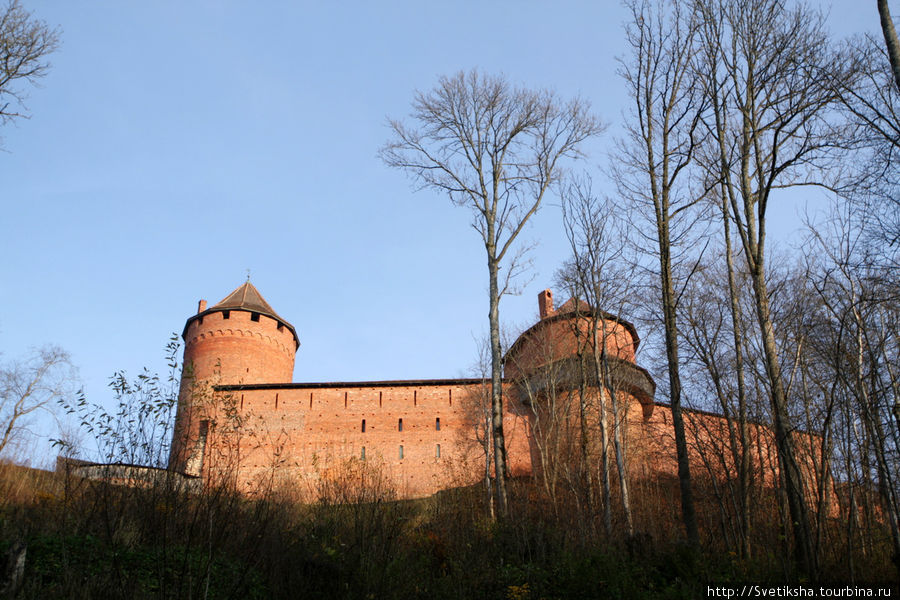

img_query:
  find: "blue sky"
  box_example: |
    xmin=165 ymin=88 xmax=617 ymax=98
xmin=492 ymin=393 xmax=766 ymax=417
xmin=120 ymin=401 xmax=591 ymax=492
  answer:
xmin=0 ymin=1 xmax=883 ymax=463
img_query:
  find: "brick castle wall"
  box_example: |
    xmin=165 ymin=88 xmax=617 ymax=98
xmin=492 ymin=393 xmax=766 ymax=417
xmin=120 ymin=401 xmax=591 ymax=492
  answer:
xmin=204 ymin=381 xmax=532 ymax=498
xmin=169 ymin=285 xmax=827 ymax=505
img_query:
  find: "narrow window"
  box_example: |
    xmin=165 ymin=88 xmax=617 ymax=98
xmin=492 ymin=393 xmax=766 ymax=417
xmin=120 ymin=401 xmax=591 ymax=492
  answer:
xmin=398 ymin=418 xmax=403 ymax=432
xmin=250 ymin=312 xmax=260 ymax=322
xmin=414 ymin=390 xmax=417 ymax=406
xmin=435 ymin=417 xmax=441 ymax=431
xmin=379 ymin=391 xmax=382 ymax=407
xmin=361 ymin=447 xmax=366 ymax=460
xmin=361 ymin=419 xmax=366 ymax=433
xmin=222 ymin=310 xmax=231 ymax=319
xmin=275 ymin=393 xmax=279 ymax=409
xmin=399 ymin=445 xmax=404 ymax=460
xmin=277 ymin=322 xmax=283 ymax=331
xmin=240 ymin=394 xmax=244 ymax=410
xmin=435 ymin=444 xmax=441 ymax=458
xmin=344 ymin=392 xmax=348 ymax=408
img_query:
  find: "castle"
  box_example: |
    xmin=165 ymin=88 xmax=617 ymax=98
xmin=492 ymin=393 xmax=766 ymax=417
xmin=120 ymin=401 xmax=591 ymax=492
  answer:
xmin=167 ymin=281 xmax=795 ymax=499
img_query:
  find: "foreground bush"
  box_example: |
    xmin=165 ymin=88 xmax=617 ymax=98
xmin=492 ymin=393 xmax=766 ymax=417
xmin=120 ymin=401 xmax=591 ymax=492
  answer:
xmin=1 ymin=463 xmax=895 ymax=599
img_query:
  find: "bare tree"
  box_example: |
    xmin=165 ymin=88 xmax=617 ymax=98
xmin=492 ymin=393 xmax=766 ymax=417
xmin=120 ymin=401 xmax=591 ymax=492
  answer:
xmin=835 ymin=34 xmax=900 ymax=253
xmin=559 ymin=177 xmax=639 ymax=537
xmin=0 ymin=345 xmax=73 ymax=458
xmin=694 ymin=0 xmax=855 ymax=577
xmin=692 ymin=1 xmax=766 ymax=556
xmin=806 ymin=206 xmax=900 ymax=577
xmin=615 ymin=0 xmax=705 ymax=547
xmin=381 ymin=70 xmax=602 ymax=517
xmin=462 ymin=335 xmax=496 ymax=519
xmin=680 ymin=256 xmax=759 ymax=558
xmin=0 ymin=0 xmax=59 ymax=136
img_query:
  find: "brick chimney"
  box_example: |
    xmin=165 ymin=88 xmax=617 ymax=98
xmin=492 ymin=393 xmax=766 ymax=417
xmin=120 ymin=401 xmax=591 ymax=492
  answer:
xmin=538 ymin=289 xmax=554 ymax=319
xmin=198 ymin=299 xmax=207 ymax=313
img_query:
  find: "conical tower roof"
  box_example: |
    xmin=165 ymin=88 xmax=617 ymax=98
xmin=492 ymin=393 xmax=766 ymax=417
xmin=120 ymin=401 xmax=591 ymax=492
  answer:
xmin=182 ymin=281 xmax=299 ymax=348
xmin=212 ymin=281 xmax=282 ymax=317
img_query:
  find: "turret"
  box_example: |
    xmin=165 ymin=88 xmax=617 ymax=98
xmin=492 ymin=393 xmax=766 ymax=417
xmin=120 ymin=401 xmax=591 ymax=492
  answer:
xmin=505 ymin=290 xmax=641 ymax=376
xmin=504 ymin=289 xmax=655 ymax=416
xmin=169 ymin=281 xmax=298 ymax=474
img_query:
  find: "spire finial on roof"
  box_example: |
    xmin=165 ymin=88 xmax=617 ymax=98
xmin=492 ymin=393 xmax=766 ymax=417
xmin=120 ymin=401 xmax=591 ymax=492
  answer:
xmin=245 ymin=268 xmax=251 ymax=282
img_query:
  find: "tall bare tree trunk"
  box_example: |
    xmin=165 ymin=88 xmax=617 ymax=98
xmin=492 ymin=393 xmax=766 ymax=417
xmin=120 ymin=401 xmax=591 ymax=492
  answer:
xmin=878 ymin=0 xmax=900 ymax=92
xmin=722 ymin=213 xmax=752 ymax=560
xmin=745 ymin=240 xmax=817 ymax=576
xmin=488 ymin=257 xmax=509 ymax=516
xmin=707 ymin=57 xmax=753 ymax=556
xmin=575 ymin=344 xmax=596 ymax=526
xmin=660 ymin=252 xmax=700 ymax=546
xmin=597 ymin=371 xmax=613 ymax=535
xmin=598 ymin=346 xmax=634 ymax=537
xmin=618 ymin=0 xmax=704 ymax=547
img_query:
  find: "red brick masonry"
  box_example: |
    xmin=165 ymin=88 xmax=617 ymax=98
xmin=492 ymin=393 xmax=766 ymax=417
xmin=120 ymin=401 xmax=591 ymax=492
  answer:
xmin=169 ymin=284 xmax=816 ymax=500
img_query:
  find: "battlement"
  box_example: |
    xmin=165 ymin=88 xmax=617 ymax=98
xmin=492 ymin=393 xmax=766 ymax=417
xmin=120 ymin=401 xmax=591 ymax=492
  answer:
xmin=183 ymin=309 xmax=296 ymax=362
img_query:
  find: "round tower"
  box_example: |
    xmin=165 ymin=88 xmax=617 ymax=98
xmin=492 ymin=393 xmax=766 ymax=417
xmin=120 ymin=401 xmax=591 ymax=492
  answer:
xmin=504 ymin=289 xmax=655 ymax=416
xmin=503 ymin=289 xmax=657 ymax=486
xmin=169 ymin=281 xmax=299 ymax=474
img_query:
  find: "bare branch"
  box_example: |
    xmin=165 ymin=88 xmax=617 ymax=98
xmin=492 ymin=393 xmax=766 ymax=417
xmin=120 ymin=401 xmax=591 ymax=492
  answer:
xmin=0 ymin=0 xmax=59 ymax=135
xmin=381 ymin=70 xmax=603 ymax=517
xmin=0 ymin=345 xmax=74 ymax=457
